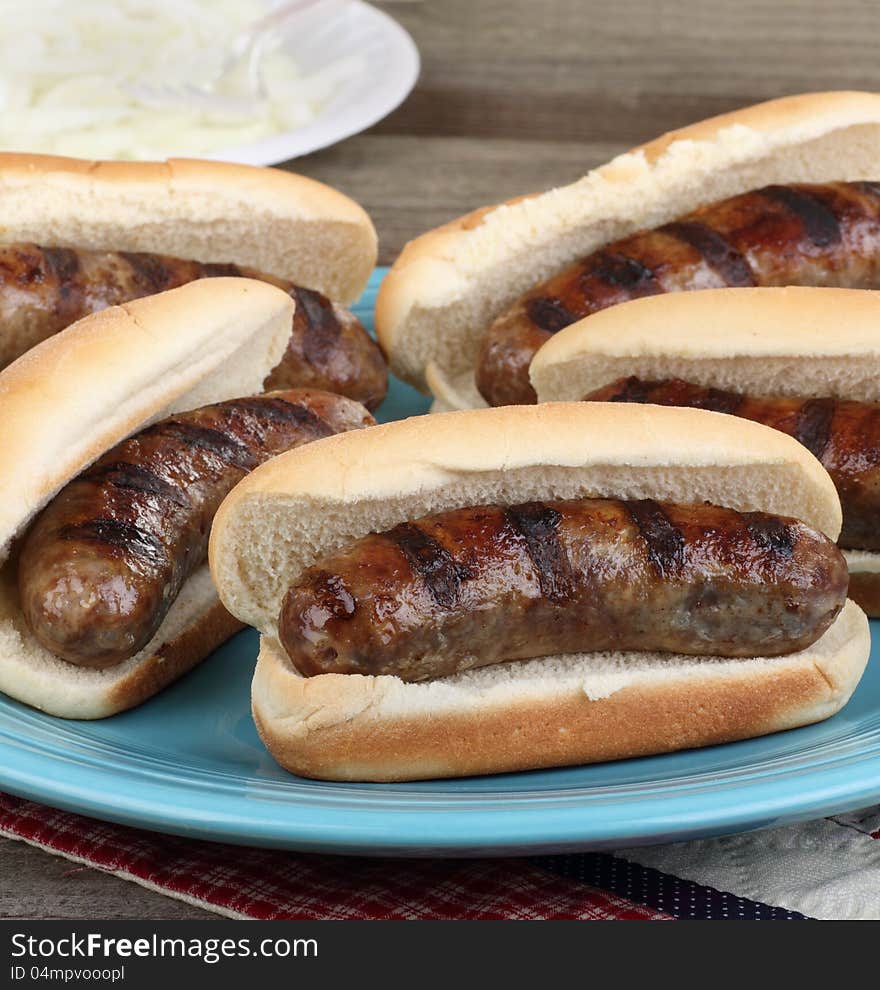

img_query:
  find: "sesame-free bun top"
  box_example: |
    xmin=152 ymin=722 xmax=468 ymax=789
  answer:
xmin=0 ymin=152 xmax=377 ymax=303
xmin=209 ymin=401 xmax=843 ymax=637
xmin=531 ymin=286 xmax=880 ymax=402
xmin=375 ymin=90 xmax=880 ymax=404
xmin=0 ymin=277 xmax=294 ymax=567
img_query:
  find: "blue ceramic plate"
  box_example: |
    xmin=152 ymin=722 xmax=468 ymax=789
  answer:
xmin=1 ymin=270 xmax=879 ymax=856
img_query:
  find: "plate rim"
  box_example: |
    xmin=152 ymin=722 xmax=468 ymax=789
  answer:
xmin=1 ymin=714 xmax=880 ymax=854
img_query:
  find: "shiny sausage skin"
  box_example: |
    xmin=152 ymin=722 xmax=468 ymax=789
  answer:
xmin=264 ymin=286 xmax=387 ymax=411
xmin=586 ymin=377 xmax=880 ymax=551
xmin=476 ymin=181 xmax=880 ymax=405
xmin=0 ymin=243 xmax=388 ymax=410
xmin=278 ymin=498 xmax=847 ymax=682
xmin=18 ymin=389 xmax=374 ymax=668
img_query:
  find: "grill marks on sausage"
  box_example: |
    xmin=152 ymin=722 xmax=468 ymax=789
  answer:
xmin=55 ymin=401 xmax=328 ymax=568
xmin=388 ymin=523 xmax=470 ymax=608
xmin=153 ymin=395 xmax=336 ymax=473
xmin=528 ymin=255 xmax=662 ymax=336
xmin=263 ymin=283 xmax=387 ymax=409
xmin=659 ymin=221 xmax=756 ymax=286
xmin=759 ymin=185 xmax=842 ymax=247
xmin=119 ymin=251 xmax=181 ymax=293
xmin=41 ymin=246 xmax=81 ymax=285
xmin=155 ymin=421 xmax=254 ymax=470
xmin=58 ymin=517 xmax=167 ymax=565
xmin=626 ymin=499 xmax=686 ymax=577
xmin=589 ymin=252 xmax=662 ymax=294
xmin=220 ymin=397 xmax=334 ymax=438
xmin=604 ymin=376 xmax=654 ymax=403
xmin=293 ymin=287 xmax=344 ymax=366
xmin=79 ymin=396 xmax=335 ymax=532
xmin=70 ymin=398 xmax=337 ymax=562
xmin=41 ymin=246 xmax=83 ymax=312
xmin=599 ymin=376 xmax=745 ymax=415
xmin=525 ymin=296 xmax=578 ymax=334
xmin=80 ymin=461 xmax=188 ymax=507
xmin=794 ymin=397 xmax=837 ymax=459
xmin=505 ymin=502 xmax=575 ymax=603
xmin=694 ymin=386 xmax=745 ymax=416
xmin=745 ymin=514 xmax=796 ymax=558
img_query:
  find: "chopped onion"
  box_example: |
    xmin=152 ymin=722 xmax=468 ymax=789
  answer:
xmin=0 ymin=0 xmax=361 ymax=159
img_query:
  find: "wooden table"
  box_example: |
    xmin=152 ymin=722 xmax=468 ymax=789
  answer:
xmin=5 ymin=0 xmax=879 ymax=920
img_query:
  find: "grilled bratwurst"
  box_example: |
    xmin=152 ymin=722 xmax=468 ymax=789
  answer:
xmin=19 ymin=388 xmax=374 ymax=667
xmin=477 ymin=181 xmax=880 ymax=405
xmin=586 ymin=377 xmax=880 ymax=552
xmin=0 ymin=243 xmax=388 ymax=409
xmin=279 ymin=497 xmax=848 ymax=682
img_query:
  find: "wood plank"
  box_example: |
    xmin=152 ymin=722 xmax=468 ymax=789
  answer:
xmin=0 ymin=839 xmax=216 ymax=920
xmin=373 ymin=0 xmax=880 ymax=143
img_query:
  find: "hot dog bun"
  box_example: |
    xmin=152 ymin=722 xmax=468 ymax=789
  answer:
xmin=0 ymin=152 xmax=377 ymax=304
xmin=530 ymin=286 xmax=880 ymax=403
xmin=375 ymin=90 xmax=880 ymax=408
xmin=530 ymin=284 xmax=880 ymax=617
xmin=0 ymin=277 xmax=294 ymax=718
xmin=209 ymin=403 xmax=869 ymax=781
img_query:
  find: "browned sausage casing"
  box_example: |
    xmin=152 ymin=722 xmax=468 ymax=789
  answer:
xmin=477 ymin=181 xmax=880 ymax=406
xmin=0 ymin=243 xmax=388 ymax=409
xmin=585 ymin=377 xmax=880 ymax=551
xmin=278 ymin=498 xmax=847 ymax=682
xmin=18 ymin=389 xmax=375 ymax=668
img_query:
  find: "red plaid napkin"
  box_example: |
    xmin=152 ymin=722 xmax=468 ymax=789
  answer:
xmin=4 ymin=792 xmax=878 ymax=920
xmin=0 ymin=793 xmax=664 ymax=920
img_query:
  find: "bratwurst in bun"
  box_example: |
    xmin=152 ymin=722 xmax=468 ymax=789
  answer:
xmin=0 ymin=153 xmax=386 ymax=408
xmin=0 ymin=278 xmax=373 ymax=719
xmin=375 ymin=91 xmax=880 ymax=411
xmin=209 ymin=403 xmax=869 ymax=781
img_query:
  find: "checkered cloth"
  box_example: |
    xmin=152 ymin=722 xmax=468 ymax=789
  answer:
xmin=2 ymin=793 xmax=878 ymax=919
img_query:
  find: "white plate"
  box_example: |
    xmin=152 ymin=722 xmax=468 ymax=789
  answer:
xmin=206 ymin=1 xmax=419 ymax=165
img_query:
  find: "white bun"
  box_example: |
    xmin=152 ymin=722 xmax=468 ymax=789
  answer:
xmin=531 ymin=286 xmax=880 ymax=403
xmin=208 ymin=402 xmax=866 ymax=780
xmin=0 ymin=278 xmax=294 ymax=717
xmin=375 ymin=90 xmax=880 ymax=405
xmin=252 ymin=601 xmax=867 ymax=781
xmin=0 ymin=152 xmax=377 ymax=303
